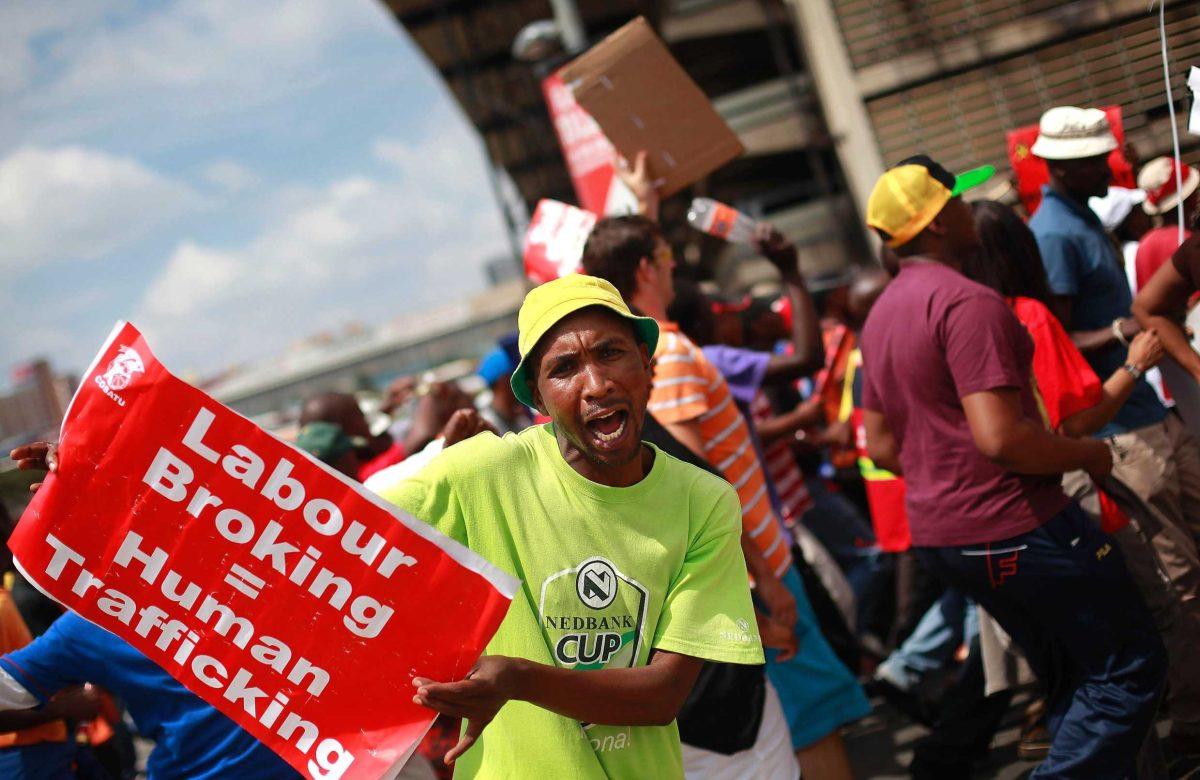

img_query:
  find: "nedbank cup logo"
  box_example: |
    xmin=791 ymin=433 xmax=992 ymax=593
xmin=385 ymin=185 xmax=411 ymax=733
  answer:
xmin=103 ymin=346 xmax=145 ymax=391
xmin=540 ymin=557 xmax=647 ymax=670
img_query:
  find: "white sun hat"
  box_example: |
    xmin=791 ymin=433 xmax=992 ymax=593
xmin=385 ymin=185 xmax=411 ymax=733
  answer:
xmin=1030 ymin=106 xmax=1119 ymax=161
xmin=1137 ymin=156 xmax=1200 ymax=215
xmin=1089 ymin=187 xmax=1147 ymax=231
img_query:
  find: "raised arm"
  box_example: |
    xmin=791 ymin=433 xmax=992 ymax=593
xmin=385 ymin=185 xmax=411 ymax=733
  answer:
xmin=755 ymin=225 xmax=824 ymax=381
xmin=616 ymin=151 xmax=660 ymax=222
xmin=1132 ymin=245 xmax=1200 ymax=382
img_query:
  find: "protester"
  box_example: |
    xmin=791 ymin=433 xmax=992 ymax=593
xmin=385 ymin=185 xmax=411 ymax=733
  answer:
xmin=1089 ymin=186 xmax=1173 ymax=407
xmin=474 ymin=334 xmax=532 ymax=435
xmin=0 ymin=502 xmax=91 ymax=780
xmin=298 ymin=392 xmax=404 ymax=482
xmin=666 ymin=277 xmax=862 ymax=672
xmin=377 ymin=275 xmax=764 ymax=778
xmin=860 ymin=154 xmax=1165 ymax=776
xmin=1135 ymin=156 xmax=1199 ymax=287
xmin=582 ymin=211 xmax=867 ymax=779
xmin=5 ymin=445 xmax=302 ymax=779
xmin=1133 ymin=233 xmax=1200 ymax=385
xmin=1031 ymin=108 xmax=1200 ymax=562
xmin=966 ymin=199 xmax=1200 ymax=760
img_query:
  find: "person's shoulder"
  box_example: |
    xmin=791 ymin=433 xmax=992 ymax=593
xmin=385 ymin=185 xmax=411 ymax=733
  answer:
xmin=44 ymin=611 xmax=108 ymax=649
xmin=428 ymin=427 xmax=536 ymax=476
xmin=655 ymin=449 xmax=740 ymax=520
xmin=1010 ymin=295 xmax=1053 ymax=324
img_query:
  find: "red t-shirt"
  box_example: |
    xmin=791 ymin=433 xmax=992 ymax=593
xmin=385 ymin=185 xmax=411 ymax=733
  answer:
xmin=1136 ymin=225 xmax=1192 ymax=290
xmin=860 ymin=262 xmax=1068 ymax=547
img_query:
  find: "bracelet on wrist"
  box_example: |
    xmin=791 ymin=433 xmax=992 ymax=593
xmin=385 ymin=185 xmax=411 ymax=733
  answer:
xmin=1123 ymin=363 xmax=1144 ymax=380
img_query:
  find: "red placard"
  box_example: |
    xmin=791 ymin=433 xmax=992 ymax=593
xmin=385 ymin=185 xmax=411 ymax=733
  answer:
xmin=542 ymin=71 xmax=633 ymax=215
xmin=10 ymin=322 xmax=517 ymax=780
xmin=523 ymin=199 xmax=598 ymax=284
xmin=1007 ymin=105 xmax=1135 ymax=215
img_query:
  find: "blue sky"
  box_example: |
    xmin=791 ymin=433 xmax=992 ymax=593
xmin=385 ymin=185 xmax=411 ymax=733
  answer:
xmin=1 ymin=0 xmax=510 ymax=385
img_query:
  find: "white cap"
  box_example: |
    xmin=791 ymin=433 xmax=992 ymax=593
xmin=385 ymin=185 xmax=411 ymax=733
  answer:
xmin=1088 ymin=187 xmax=1147 ymax=231
xmin=1136 ymin=156 xmax=1200 ymax=215
xmin=1030 ymin=106 xmax=1119 ymax=161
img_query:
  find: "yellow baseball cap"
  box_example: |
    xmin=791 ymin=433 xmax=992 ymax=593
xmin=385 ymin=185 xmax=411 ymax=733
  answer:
xmin=510 ymin=274 xmax=659 ymax=408
xmin=867 ymin=155 xmax=994 ymax=248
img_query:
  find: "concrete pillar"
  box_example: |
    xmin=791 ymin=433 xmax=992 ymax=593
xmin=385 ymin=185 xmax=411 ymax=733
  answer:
xmin=784 ymin=0 xmax=884 ymax=224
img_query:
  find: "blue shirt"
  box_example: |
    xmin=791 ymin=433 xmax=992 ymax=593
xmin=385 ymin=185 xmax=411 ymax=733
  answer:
xmin=1 ymin=613 xmax=298 ymax=780
xmin=1029 ymin=186 xmax=1166 ymax=436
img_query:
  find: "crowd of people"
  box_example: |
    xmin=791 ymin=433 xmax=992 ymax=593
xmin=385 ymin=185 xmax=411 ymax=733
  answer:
xmin=2 ymin=101 xmax=1200 ymax=780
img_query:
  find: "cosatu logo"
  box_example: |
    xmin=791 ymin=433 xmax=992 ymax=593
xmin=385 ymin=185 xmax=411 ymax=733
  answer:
xmin=95 ymin=346 xmax=145 ymax=406
xmin=539 ymin=557 xmax=647 ymax=670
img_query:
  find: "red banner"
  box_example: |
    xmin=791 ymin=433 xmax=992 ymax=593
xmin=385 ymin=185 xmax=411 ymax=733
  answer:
xmin=1007 ymin=105 xmax=1135 ymax=215
xmin=523 ymin=199 xmax=598 ymax=284
xmin=542 ymin=71 xmax=634 ymax=215
xmin=10 ymin=322 xmax=517 ymax=780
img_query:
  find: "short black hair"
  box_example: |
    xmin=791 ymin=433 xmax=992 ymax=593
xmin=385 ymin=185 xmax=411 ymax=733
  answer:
xmin=964 ymin=200 xmax=1055 ymax=305
xmin=581 ymin=216 xmax=663 ymax=300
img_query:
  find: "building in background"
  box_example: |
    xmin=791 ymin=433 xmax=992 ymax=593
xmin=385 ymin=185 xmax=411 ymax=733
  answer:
xmin=0 ymin=360 xmax=75 ymax=452
xmin=791 ymin=0 xmax=1200 ymax=211
xmin=383 ymin=0 xmax=868 ymax=290
xmin=205 ymin=279 xmax=525 ymax=420
xmin=384 ymin=0 xmax=1200 ymax=288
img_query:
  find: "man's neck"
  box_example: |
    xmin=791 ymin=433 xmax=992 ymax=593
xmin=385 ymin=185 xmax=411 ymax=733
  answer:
xmin=1048 ymin=180 xmax=1089 ymax=211
xmin=899 ymin=253 xmax=960 ymax=272
xmin=630 ymin=288 xmax=668 ymax=322
xmin=560 ymin=438 xmax=654 ymax=488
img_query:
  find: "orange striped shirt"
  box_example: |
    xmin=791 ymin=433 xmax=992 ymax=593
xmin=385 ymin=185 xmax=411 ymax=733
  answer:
xmin=648 ymin=323 xmax=793 ymax=577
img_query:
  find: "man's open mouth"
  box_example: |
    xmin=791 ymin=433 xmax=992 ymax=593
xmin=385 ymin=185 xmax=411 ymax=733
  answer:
xmin=585 ymin=408 xmax=629 ymax=445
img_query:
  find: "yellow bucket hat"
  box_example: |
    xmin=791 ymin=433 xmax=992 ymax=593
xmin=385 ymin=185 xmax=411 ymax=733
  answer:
xmin=510 ymin=274 xmax=659 ymax=408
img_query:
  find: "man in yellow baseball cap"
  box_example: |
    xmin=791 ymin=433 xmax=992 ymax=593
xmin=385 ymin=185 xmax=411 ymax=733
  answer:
xmin=860 ymin=155 xmax=1163 ymax=778
xmin=377 ymin=273 xmax=763 ymax=779
xmin=866 ymin=154 xmax=994 ymax=253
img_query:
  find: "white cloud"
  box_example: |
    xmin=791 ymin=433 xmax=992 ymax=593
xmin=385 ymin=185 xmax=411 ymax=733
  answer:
xmin=30 ymin=0 xmax=385 ymax=109
xmin=134 ymin=121 xmax=508 ymax=372
xmin=0 ymin=145 xmax=200 ymax=269
xmin=201 ymin=160 xmax=259 ymax=193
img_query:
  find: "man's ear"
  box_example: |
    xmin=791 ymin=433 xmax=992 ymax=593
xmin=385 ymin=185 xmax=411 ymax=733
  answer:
xmin=529 ymin=380 xmax=548 ymax=417
xmin=635 ymin=256 xmax=655 ymax=286
xmin=924 ymin=209 xmax=948 ymax=237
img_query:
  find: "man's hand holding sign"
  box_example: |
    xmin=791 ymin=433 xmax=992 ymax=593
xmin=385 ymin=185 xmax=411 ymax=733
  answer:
xmin=6 ymin=322 xmax=516 ymax=780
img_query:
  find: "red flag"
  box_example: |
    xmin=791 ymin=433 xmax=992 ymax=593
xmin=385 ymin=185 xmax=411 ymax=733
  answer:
xmin=10 ymin=322 xmax=516 ymax=780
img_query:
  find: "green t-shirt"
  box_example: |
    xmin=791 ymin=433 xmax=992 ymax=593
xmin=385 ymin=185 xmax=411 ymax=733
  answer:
xmin=380 ymin=424 xmax=763 ymax=779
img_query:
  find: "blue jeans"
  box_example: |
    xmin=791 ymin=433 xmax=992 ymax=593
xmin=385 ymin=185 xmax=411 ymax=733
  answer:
xmin=876 ymin=588 xmax=977 ymax=692
xmin=916 ymin=503 xmax=1165 ymax=779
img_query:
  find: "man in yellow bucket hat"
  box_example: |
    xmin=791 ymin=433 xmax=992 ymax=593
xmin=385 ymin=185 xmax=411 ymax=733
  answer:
xmin=379 ymin=273 xmax=763 ymax=779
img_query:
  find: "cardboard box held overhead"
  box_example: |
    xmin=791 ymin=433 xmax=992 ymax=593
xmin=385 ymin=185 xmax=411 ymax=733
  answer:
xmin=559 ymin=16 xmax=744 ymax=199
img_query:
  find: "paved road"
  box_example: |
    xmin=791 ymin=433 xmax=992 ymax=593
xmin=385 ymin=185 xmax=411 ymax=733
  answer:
xmin=846 ymin=687 xmax=1200 ymax=779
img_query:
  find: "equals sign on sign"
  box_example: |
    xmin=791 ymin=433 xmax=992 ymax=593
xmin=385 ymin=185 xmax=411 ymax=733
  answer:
xmin=224 ymin=564 xmax=266 ymax=600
